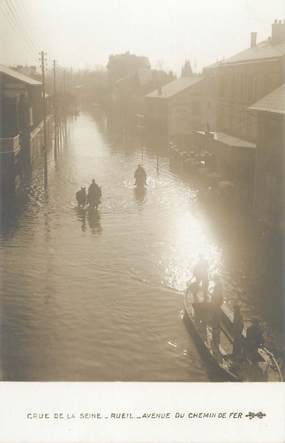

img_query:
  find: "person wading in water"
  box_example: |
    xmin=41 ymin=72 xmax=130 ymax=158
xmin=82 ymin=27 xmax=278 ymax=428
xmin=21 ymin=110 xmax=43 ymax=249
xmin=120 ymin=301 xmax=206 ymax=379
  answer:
xmin=87 ymin=179 xmax=102 ymax=209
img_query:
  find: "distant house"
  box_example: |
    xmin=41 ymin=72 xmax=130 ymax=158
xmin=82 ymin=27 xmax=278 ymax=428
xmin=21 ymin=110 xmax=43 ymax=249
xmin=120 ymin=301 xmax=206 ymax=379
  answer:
xmin=145 ymin=75 xmax=208 ymax=145
xmin=249 ymin=84 xmax=285 ymax=230
xmin=108 ymin=65 xmax=175 ymax=132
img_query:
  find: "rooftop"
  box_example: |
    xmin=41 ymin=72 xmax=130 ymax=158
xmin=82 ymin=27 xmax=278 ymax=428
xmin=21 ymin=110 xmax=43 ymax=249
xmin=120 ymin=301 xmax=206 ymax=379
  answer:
xmin=0 ymin=64 xmax=41 ymax=86
xmin=146 ymin=76 xmax=203 ymax=99
xmin=249 ymin=83 xmax=285 ymax=115
xmin=221 ymin=39 xmax=285 ymax=65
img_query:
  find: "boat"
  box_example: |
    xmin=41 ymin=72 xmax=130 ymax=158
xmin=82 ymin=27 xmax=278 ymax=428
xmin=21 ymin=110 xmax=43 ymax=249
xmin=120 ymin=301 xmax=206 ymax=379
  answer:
xmin=183 ymin=285 xmax=283 ymax=382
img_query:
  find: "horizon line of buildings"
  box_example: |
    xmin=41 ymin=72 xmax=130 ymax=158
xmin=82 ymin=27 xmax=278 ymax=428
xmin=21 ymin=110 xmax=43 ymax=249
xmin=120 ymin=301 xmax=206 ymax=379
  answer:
xmin=144 ymin=19 xmax=285 ymax=232
xmin=1 ymin=21 xmax=284 ymax=231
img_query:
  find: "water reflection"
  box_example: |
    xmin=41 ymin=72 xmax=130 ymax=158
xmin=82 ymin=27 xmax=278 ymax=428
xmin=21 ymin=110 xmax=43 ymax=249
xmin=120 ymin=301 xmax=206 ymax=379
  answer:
xmin=75 ymin=207 xmax=102 ymax=234
xmin=133 ymin=186 xmax=146 ymax=205
xmin=163 ymin=209 xmax=222 ymax=292
xmin=87 ymin=208 xmax=102 ymax=234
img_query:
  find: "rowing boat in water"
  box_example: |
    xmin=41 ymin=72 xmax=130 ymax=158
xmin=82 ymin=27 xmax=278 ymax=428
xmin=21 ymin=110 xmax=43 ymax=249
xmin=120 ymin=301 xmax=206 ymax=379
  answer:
xmin=183 ymin=286 xmax=283 ymax=382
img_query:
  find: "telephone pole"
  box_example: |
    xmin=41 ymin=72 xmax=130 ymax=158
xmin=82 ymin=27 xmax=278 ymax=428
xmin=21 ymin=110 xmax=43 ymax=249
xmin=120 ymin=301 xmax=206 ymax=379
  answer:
xmin=40 ymin=50 xmax=48 ymax=187
xmin=53 ymin=59 xmax=58 ymax=156
xmin=53 ymin=59 xmax=56 ymax=105
xmin=53 ymin=60 xmax=57 ymax=125
xmin=63 ymin=69 xmax=67 ymax=137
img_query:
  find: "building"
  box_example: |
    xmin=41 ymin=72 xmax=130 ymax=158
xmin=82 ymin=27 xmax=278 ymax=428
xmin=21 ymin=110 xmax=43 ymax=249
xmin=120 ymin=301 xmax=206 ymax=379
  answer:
xmin=215 ymin=23 xmax=285 ymax=143
xmin=145 ymin=75 xmax=209 ymax=145
xmin=0 ymin=64 xmax=42 ymax=139
xmin=249 ymin=84 xmax=285 ymax=230
xmin=0 ymin=65 xmax=43 ymax=196
xmin=107 ymin=65 xmax=174 ymax=133
xmin=195 ymin=20 xmax=285 ymax=205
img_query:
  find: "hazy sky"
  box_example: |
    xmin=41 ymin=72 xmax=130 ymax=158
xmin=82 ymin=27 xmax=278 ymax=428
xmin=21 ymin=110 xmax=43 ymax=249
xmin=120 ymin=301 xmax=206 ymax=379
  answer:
xmin=1 ymin=0 xmax=285 ymax=73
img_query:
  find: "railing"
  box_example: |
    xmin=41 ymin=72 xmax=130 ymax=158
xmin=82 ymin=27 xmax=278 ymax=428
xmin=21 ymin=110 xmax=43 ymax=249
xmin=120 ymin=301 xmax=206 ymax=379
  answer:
xmin=0 ymin=135 xmax=21 ymax=155
xmin=30 ymin=115 xmax=53 ymax=141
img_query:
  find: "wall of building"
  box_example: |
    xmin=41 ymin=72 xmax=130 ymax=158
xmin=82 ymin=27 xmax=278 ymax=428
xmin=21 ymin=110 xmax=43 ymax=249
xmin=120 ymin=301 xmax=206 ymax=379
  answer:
xmin=216 ymin=58 xmax=284 ymax=142
xmin=0 ymin=73 xmax=42 ymax=138
xmin=144 ymin=97 xmax=168 ymax=134
xmin=254 ymin=112 xmax=285 ymax=228
xmin=168 ymin=82 xmax=206 ymax=140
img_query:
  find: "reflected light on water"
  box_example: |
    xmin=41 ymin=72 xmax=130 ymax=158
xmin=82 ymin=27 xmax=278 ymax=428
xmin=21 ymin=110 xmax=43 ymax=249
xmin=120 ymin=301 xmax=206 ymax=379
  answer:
xmin=163 ymin=208 xmax=222 ymax=291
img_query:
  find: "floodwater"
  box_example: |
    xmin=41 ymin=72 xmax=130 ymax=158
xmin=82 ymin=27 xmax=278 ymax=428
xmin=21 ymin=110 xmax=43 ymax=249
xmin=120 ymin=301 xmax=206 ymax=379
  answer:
xmin=0 ymin=112 xmax=283 ymax=381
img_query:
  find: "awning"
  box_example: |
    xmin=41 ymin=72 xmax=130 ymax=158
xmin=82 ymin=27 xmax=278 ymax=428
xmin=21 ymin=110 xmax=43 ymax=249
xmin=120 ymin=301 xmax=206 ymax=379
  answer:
xmin=195 ymin=131 xmax=256 ymax=150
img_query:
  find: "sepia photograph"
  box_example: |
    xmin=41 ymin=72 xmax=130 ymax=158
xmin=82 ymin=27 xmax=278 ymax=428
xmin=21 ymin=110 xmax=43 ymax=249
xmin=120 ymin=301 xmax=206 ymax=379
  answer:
xmin=0 ymin=1 xmax=285 ymax=437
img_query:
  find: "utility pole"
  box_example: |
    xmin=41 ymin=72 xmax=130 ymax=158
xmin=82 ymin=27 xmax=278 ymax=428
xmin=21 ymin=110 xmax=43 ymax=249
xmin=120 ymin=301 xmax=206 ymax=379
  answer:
xmin=53 ymin=60 xmax=56 ymax=106
xmin=40 ymin=50 xmax=48 ymax=187
xmin=63 ymin=69 xmax=66 ymax=99
xmin=53 ymin=60 xmax=58 ymax=157
xmin=63 ymin=69 xmax=67 ymax=137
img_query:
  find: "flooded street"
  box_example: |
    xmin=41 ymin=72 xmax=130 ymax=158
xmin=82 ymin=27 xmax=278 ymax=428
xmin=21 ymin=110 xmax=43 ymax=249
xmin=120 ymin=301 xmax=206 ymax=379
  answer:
xmin=0 ymin=112 xmax=283 ymax=381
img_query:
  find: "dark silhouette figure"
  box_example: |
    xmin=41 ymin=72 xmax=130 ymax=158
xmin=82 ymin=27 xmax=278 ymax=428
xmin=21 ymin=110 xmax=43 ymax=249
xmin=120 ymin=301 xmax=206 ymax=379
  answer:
xmin=193 ymin=254 xmax=209 ymax=297
xmin=76 ymin=186 xmax=87 ymax=207
xmin=134 ymin=164 xmax=147 ymax=188
xmin=211 ymin=275 xmax=224 ymax=350
xmin=232 ymin=304 xmax=244 ymax=359
xmin=211 ymin=275 xmax=224 ymax=307
xmin=246 ymin=319 xmax=264 ymax=361
xmin=87 ymin=179 xmax=102 ymax=209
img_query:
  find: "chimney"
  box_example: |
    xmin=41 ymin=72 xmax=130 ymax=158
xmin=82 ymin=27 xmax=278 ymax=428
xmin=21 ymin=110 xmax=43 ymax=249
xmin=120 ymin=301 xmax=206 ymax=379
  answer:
xmin=272 ymin=19 xmax=285 ymax=45
xmin=250 ymin=32 xmax=257 ymax=48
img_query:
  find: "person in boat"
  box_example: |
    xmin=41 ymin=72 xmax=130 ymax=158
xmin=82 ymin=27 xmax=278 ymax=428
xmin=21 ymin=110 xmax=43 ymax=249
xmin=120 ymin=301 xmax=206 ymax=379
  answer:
xmin=232 ymin=304 xmax=244 ymax=359
xmin=193 ymin=254 xmax=209 ymax=298
xmin=210 ymin=275 xmax=224 ymax=350
xmin=87 ymin=179 xmax=102 ymax=208
xmin=188 ymin=280 xmax=200 ymax=302
xmin=134 ymin=164 xmax=147 ymax=187
xmin=245 ymin=319 xmax=264 ymax=360
xmin=211 ymin=275 xmax=224 ymax=307
xmin=76 ymin=186 xmax=86 ymax=207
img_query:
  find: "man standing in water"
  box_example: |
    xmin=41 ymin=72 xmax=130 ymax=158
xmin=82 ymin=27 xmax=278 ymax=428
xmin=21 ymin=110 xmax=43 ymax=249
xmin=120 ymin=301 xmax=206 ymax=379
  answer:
xmin=87 ymin=179 xmax=102 ymax=208
xmin=134 ymin=164 xmax=147 ymax=187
